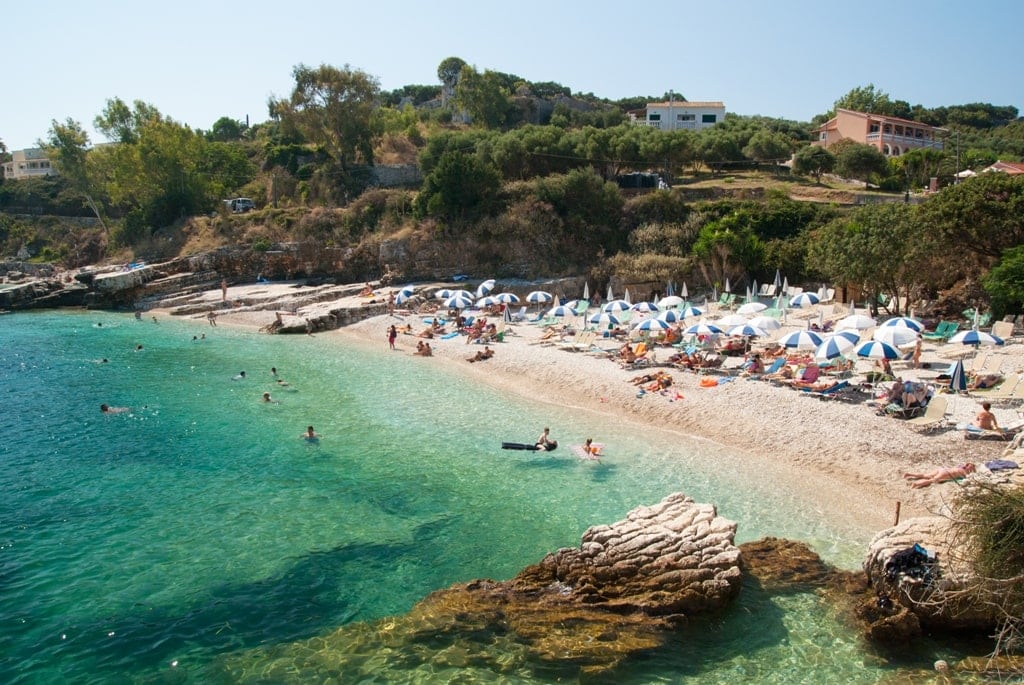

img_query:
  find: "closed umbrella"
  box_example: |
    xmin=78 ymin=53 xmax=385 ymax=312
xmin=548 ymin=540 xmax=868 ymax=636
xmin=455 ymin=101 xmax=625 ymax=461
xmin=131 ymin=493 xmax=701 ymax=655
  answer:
xmin=681 ymin=282 xmax=689 ymax=300
xmin=724 ymin=277 xmax=731 ymax=293
xmin=773 ymin=270 xmax=782 ymax=290
xmin=781 ymin=276 xmax=789 ymax=295
xmin=836 ymin=314 xmax=877 ymax=331
xmin=583 ymin=282 xmax=590 ymax=300
xmin=624 ymin=288 xmax=632 ymax=304
xmin=853 ymin=340 xmax=899 ymax=360
xmin=606 ymin=283 xmax=615 ymax=302
xmin=778 ymin=330 xmax=824 ymax=350
xmin=948 ymin=359 xmax=967 ymax=393
xmin=882 ymin=317 xmax=924 ymax=332
xmin=789 ymin=292 xmax=820 ymax=308
xmin=658 ymin=295 xmax=684 ymax=309
xmin=526 ymin=290 xmax=553 ymax=305
xmin=737 ymin=302 xmax=767 ymax=316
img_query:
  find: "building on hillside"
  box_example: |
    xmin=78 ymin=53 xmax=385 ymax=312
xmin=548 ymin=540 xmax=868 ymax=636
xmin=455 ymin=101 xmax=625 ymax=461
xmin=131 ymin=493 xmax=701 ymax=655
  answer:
xmin=811 ymin=108 xmax=944 ymax=157
xmin=983 ymin=160 xmax=1024 ymax=175
xmin=2 ymin=148 xmax=56 ymax=180
xmin=631 ymin=100 xmax=725 ymax=131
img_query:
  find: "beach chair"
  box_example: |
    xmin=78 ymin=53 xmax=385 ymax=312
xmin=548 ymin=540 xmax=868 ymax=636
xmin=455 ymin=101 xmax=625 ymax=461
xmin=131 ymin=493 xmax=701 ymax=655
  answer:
xmin=905 ymin=396 xmax=949 ymax=433
xmin=745 ymin=356 xmax=785 ymax=380
xmin=922 ymin=321 xmax=957 ymax=342
xmin=510 ymin=306 xmax=528 ymax=322
xmin=557 ymin=330 xmax=596 ymax=352
xmin=972 ymin=372 xmax=1021 ymax=400
xmin=991 ymin=320 xmax=1014 ymax=343
xmin=800 ymin=380 xmax=851 ymax=400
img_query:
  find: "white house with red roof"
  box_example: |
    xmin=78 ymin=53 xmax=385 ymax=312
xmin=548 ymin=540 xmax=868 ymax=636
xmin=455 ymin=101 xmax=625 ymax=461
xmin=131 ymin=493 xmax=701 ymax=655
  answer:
xmin=983 ymin=160 xmax=1024 ymax=175
xmin=632 ymin=100 xmax=726 ymax=132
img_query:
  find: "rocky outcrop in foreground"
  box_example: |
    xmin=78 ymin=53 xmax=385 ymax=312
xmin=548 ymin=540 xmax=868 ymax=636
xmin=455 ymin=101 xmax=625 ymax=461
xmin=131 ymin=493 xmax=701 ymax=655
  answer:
xmin=221 ymin=493 xmax=745 ymax=679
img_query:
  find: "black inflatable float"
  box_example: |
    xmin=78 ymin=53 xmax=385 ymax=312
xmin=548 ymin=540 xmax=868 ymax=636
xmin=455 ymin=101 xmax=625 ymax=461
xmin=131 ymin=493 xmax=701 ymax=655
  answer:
xmin=501 ymin=441 xmax=558 ymax=452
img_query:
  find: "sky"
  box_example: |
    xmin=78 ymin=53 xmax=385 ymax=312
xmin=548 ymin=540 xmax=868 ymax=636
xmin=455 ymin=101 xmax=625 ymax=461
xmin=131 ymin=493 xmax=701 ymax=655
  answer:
xmin=4 ymin=0 xmax=1022 ymax=151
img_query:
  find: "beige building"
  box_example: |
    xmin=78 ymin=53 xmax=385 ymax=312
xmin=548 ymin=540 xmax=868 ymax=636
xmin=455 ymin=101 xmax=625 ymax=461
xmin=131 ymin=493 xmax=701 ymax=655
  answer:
xmin=2 ymin=148 xmax=56 ymax=180
xmin=811 ymin=108 xmax=944 ymax=156
xmin=632 ymin=100 xmax=726 ymax=132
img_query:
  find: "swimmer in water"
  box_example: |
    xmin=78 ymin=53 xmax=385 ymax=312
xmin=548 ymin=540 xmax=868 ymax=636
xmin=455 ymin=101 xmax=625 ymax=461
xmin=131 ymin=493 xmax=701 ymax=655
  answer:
xmin=261 ymin=392 xmax=279 ymax=403
xmin=100 ymin=403 xmax=129 ymax=414
xmin=232 ymin=371 xmax=246 ymax=380
xmin=301 ymin=426 xmax=319 ymax=442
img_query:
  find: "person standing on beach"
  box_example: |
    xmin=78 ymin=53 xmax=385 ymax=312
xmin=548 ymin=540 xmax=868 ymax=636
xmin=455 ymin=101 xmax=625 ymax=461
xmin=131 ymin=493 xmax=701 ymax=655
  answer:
xmin=221 ymin=277 xmax=228 ymax=302
xmin=912 ymin=335 xmax=922 ymax=369
xmin=387 ymin=291 xmax=396 ymax=316
xmin=388 ymin=325 xmax=397 ymax=350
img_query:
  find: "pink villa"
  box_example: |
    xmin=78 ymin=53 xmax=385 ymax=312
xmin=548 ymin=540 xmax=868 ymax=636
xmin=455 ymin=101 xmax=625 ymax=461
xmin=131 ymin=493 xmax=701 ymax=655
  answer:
xmin=811 ymin=108 xmax=945 ymax=157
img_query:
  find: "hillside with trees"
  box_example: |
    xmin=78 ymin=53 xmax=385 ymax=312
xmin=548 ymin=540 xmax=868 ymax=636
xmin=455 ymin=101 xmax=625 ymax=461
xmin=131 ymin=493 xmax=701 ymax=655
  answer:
xmin=1 ymin=65 xmax=1023 ymax=317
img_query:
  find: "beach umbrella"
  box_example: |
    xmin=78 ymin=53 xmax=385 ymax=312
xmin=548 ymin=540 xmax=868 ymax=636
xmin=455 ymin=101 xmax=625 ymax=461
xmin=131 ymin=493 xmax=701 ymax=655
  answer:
xmin=476 ymin=295 xmax=500 ymax=308
xmin=680 ymin=305 xmax=704 ymax=319
xmin=394 ymin=285 xmax=416 ymax=305
xmin=589 ymin=312 xmax=621 ymax=327
xmin=853 ymin=340 xmax=899 ymax=360
xmin=606 ymin=283 xmax=615 ymax=302
xmin=789 ymin=292 xmax=820 ymax=308
xmin=657 ymin=309 xmax=686 ymax=324
xmin=684 ymin=322 xmax=724 ymax=336
xmin=603 ymin=299 xmax=632 ymax=313
xmin=633 ymin=318 xmax=672 ymax=332
xmin=848 ymin=300 xmax=856 ymax=315
xmin=815 ymin=333 xmax=858 ymax=360
xmin=624 ymin=288 xmax=632 ymax=304
xmin=778 ymin=330 xmax=824 ymax=350
xmin=665 ymin=280 xmax=674 ymax=297
xmin=434 ymin=288 xmax=453 ymax=299
xmin=526 ymin=290 xmax=553 ymax=305
xmin=444 ymin=293 xmax=474 ymax=309
xmin=873 ymin=326 xmax=918 ymax=348
xmin=724 ymin=277 xmax=731 ymax=293
xmin=948 ymin=359 xmax=967 ymax=393
xmin=448 ymin=289 xmax=474 ymax=301
xmin=546 ymin=305 xmax=576 ymax=319
xmin=836 ymin=314 xmax=877 ymax=331
xmin=752 ymin=280 xmax=759 ymax=297
xmin=493 ymin=292 xmax=520 ymax=304
xmin=781 ymin=276 xmax=789 ymax=295
xmin=475 ymin=279 xmax=496 ymax=297
xmin=882 ymin=316 xmax=925 ymax=332
xmin=631 ymin=301 xmax=659 ymax=313
xmin=737 ymin=302 xmax=767 ymax=316
xmin=947 ymin=330 xmax=1004 ymax=347
xmin=748 ymin=315 xmax=782 ymax=332
xmin=716 ymin=313 xmax=749 ymax=327
xmin=773 ymin=269 xmax=782 ymax=290
xmin=563 ymin=299 xmax=583 ymax=312
xmin=582 ymin=282 xmax=590 ymax=301
xmin=728 ymin=324 xmax=768 ymax=338
xmin=658 ymin=295 xmax=684 ymax=309
xmin=681 ymin=282 xmax=689 ymax=300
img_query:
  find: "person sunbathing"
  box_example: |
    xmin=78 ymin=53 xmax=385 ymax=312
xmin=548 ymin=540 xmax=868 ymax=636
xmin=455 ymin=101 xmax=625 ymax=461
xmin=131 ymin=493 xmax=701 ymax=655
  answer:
xmin=903 ymin=463 xmax=975 ymax=488
xmin=764 ymin=364 xmax=794 ymax=382
xmin=359 ymin=283 xmax=375 ymax=296
xmin=967 ymin=373 xmax=1003 ymax=390
xmin=417 ymin=328 xmax=435 ymax=338
xmin=467 ymin=346 xmax=494 ymax=363
xmin=629 ymin=371 xmax=661 ymax=385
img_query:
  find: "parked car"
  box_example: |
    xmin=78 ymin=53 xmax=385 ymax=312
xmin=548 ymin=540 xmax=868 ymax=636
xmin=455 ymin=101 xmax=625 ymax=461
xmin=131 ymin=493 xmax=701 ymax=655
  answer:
xmin=225 ymin=198 xmax=256 ymax=213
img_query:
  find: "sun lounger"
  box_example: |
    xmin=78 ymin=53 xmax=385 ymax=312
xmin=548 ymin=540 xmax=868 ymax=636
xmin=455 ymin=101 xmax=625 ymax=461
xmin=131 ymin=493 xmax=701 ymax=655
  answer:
xmin=800 ymin=380 xmax=851 ymax=399
xmin=904 ymin=396 xmax=948 ymax=432
xmin=970 ymin=373 xmax=1021 ymax=400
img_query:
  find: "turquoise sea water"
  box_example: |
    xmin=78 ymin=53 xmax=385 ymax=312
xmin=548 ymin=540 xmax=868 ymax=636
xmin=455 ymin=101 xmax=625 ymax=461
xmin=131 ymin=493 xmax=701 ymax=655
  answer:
xmin=0 ymin=311 xmax=976 ymax=683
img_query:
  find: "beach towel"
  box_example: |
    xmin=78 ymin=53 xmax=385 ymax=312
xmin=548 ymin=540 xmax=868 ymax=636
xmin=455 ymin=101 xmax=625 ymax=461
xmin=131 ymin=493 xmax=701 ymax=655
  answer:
xmin=985 ymin=459 xmax=1019 ymax=471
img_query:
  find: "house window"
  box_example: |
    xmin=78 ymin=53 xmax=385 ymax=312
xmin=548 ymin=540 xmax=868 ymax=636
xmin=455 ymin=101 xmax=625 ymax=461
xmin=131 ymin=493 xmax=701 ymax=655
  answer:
xmin=869 ymin=124 xmax=880 ymax=133
xmin=678 ymin=113 xmax=694 ymax=121
xmin=701 ymin=114 xmax=717 ymax=123
xmin=648 ymin=113 xmax=661 ymax=122
xmin=819 ymin=132 xmax=827 ymax=141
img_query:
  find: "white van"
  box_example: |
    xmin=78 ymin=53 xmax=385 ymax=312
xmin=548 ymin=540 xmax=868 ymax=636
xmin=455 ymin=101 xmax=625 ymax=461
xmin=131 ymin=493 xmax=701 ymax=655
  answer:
xmin=225 ymin=198 xmax=256 ymax=213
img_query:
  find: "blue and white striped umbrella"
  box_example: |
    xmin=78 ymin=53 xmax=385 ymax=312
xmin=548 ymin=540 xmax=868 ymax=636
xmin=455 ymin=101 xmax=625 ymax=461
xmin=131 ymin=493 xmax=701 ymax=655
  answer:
xmin=589 ymin=312 xmax=621 ymax=326
xmin=815 ymin=333 xmax=858 ymax=360
xmin=476 ymin=295 xmax=500 ymax=308
xmin=949 ymin=359 xmax=967 ymax=392
xmin=394 ymin=285 xmax=416 ymax=305
xmin=853 ymin=340 xmax=899 ymax=360
xmin=680 ymin=306 xmax=704 ymax=319
xmin=631 ymin=301 xmax=660 ymax=313
xmin=493 ymin=292 xmax=520 ymax=304
xmin=602 ymin=299 xmax=632 ymax=313
xmin=657 ymin=295 xmax=684 ymax=309
xmin=882 ymin=316 xmax=924 ymax=332
xmin=475 ymin=279 xmax=496 ymax=297
xmin=789 ymin=292 xmax=820 ymax=308
xmin=778 ymin=330 xmax=824 ymax=350
xmin=656 ymin=309 xmax=686 ymax=323
xmin=443 ymin=294 xmax=474 ymax=309
xmin=434 ymin=288 xmax=453 ymax=299
xmin=684 ymin=322 xmax=724 ymax=336
xmin=546 ymin=305 xmax=577 ymax=318
xmin=526 ymin=290 xmax=553 ymax=304
xmin=728 ymin=324 xmax=768 ymax=338
xmin=947 ymin=330 xmax=1004 ymax=346
xmin=633 ymin=318 xmax=672 ymax=332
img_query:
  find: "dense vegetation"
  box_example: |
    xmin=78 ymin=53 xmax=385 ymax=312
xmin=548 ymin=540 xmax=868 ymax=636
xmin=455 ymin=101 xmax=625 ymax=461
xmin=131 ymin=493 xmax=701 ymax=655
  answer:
xmin=1 ymin=67 xmax=1023 ymax=316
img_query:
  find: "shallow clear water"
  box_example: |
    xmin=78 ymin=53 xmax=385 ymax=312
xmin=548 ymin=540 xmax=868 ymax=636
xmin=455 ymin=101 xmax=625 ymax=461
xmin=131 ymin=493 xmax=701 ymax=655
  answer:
xmin=0 ymin=311 xmax=975 ymax=683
